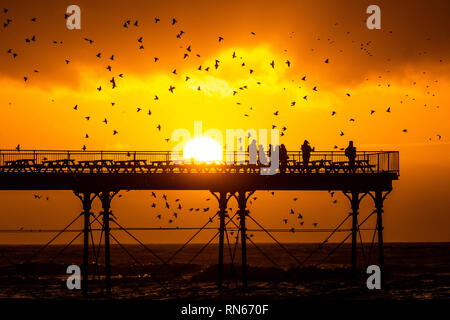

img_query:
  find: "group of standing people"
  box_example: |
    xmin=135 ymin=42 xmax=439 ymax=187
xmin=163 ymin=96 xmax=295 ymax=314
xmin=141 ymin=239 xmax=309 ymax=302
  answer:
xmin=300 ymin=140 xmax=357 ymax=167
xmin=247 ymin=140 xmax=357 ymax=172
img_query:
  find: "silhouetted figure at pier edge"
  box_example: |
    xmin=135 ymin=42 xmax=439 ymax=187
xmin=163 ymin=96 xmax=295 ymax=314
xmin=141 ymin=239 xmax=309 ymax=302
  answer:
xmin=345 ymin=141 xmax=357 ymax=169
xmin=248 ymin=139 xmax=257 ymax=164
xmin=258 ymin=144 xmax=269 ymax=165
xmin=279 ymin=144 xmax=289 ymax=173
xmin=301 ymin=140 xmax=314 ymax=167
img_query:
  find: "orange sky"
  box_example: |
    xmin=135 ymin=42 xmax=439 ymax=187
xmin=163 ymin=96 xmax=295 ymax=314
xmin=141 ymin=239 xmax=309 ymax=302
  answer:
xmin=0 ymin=0 xmax=449 ymax=244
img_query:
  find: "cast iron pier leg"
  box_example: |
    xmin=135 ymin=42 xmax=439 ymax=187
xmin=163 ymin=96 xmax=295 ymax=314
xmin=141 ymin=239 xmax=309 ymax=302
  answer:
xmin=350 ymin=190 xmax=360 ymax=279
xmin=217 ymin=192 xmax=228 ymax=289
xmin=74 ymin=191 xmax=95 ymax=296
xmin=375 ymin=190 xmax=384 ymax=285
xmin=99 ymin=191 xmax=117 ymax=295
xmin=237 ymin=191 xmax=248 ymax=289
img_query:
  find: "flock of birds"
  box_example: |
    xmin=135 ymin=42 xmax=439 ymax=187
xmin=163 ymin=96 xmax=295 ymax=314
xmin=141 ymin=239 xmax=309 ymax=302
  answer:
xmin=2 ymin=6 xmax=445 ymax=234
xmin=2 ymin=7 xmax=443 ymax=149
xmin=30 ymin=189 xmax=339 ymax=235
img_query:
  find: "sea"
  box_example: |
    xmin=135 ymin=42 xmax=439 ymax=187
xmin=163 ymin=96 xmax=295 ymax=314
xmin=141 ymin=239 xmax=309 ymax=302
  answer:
xmin=0 ymin=243 xmax=449 ymax=300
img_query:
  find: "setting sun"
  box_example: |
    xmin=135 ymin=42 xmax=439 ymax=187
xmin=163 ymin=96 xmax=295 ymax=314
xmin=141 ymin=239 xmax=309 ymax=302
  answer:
xmin=183 ymin=137 xmax=223 ymax=162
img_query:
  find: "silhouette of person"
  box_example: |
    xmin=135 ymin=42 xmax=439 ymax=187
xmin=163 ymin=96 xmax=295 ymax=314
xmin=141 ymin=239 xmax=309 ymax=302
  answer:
xmin=248 ymin=139 xmax=257 ymax=164
xmin=259 ymin=144 xmax=269 ymax=165
xmin=279 ymin=144 xmax=289 ymax=173
xmin=301 ymin=140 xmax=314 ymax=167
xmin=345 ymin=141 xmax=357 ymax=169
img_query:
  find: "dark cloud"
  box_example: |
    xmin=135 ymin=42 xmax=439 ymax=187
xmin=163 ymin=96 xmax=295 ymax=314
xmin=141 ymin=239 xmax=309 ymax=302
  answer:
xmin=0 ymin=0 xmax=448 ymax=88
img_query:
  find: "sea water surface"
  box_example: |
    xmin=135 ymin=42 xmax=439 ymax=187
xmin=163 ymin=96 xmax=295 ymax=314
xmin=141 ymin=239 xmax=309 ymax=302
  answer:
xmin=0 ymin=243 xmax=448 ymax=300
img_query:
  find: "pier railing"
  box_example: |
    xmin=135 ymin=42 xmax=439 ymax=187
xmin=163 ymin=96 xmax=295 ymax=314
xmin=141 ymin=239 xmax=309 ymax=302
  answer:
xmin=0 ymin=150 xmax=399 ymax=175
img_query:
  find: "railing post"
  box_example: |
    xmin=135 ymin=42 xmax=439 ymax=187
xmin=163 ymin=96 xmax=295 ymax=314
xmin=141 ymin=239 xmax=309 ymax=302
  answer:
xmin=388 ymin=152 xmax=390 ymax=172
xmin=377 ymin=153 xmax=380 ymax=173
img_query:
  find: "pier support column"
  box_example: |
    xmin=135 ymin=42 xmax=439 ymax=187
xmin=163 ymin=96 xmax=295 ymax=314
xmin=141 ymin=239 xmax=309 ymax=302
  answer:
xmin=99 ymin=190 xmax=118 ymax=295
xmin=374 ymin=190 xmax=385 ymax=285
xmin=74 ymin=191 xmax=96 ymax=296
xmin=237 ymin=191 xmax=249 ymax=289
xmin=217 ymin=192 xmax=229 ymax=289
xmin=350 ymin=190 xmax=360 ymax=279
